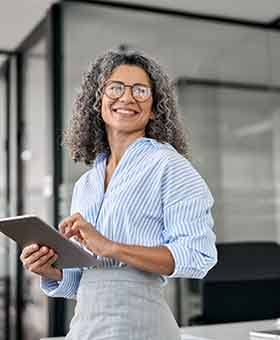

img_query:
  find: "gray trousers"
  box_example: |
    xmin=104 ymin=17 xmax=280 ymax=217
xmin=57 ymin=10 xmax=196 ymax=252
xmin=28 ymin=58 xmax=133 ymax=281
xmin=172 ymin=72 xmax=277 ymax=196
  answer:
xmin=66 ymin=266 xmax=181 ymax=340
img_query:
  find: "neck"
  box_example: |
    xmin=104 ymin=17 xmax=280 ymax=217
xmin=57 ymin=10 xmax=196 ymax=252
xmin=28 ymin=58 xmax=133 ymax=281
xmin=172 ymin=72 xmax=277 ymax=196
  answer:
xmin=106 ymin=130 xmax=145 ymax=167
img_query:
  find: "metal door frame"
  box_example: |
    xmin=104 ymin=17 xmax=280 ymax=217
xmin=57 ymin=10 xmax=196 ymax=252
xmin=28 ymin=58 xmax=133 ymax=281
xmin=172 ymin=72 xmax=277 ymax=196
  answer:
xmin=0 ymin=55 xmax=11 ymax=340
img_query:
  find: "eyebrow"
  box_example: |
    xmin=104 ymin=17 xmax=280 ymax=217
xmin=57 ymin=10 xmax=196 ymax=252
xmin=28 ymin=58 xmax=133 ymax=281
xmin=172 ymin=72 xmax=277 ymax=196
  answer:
xmin=109 ymin=80 xmax=151 ymax=87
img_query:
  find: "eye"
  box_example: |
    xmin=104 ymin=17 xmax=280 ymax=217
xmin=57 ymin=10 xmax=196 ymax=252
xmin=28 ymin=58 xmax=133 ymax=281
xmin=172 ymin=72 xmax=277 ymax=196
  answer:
xmin=106 ymin=82 xmax=124 ymax=97
xmin=110 ymin=83 xmax=122 ymax=91
xmin=133 ymin=85 xmax=149 ymax=97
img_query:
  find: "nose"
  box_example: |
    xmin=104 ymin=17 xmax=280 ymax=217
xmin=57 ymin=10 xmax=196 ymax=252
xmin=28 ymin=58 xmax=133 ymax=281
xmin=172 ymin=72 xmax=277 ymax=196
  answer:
xmin=119 ymin=86 xmax=136 ymax=103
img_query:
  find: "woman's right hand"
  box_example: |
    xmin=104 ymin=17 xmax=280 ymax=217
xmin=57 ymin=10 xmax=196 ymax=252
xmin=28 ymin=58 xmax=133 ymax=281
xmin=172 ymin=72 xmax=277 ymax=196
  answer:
xmin=20 ymin=244 xmax=62 ymax=281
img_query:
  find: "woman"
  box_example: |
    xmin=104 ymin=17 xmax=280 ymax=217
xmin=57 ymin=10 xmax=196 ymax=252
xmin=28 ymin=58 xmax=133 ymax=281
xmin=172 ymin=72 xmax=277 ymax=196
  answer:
xmin=20 ymin=49 xmax=217 ymax=340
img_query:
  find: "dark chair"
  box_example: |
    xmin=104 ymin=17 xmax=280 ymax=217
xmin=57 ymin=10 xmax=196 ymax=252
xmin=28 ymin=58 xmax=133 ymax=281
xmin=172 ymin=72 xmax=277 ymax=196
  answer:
xmin=188 ymin=242 xmax=280 ymax=325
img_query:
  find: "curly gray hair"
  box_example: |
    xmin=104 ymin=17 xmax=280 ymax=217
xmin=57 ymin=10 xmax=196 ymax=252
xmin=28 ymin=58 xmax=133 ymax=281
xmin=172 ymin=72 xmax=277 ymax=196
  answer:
xmin=63 ymin=49 xmax=190 ymax=165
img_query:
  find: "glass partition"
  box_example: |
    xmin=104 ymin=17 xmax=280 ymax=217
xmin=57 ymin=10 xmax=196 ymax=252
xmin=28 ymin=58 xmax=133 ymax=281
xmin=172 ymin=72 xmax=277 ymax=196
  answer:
xmin=20 ymin=37 xmax=50 ymax=340
xmin=0 ymin=65 xmax=7 ymax=218
xmin=177 ymin=85 xmax=278 ymax=243
xmin=270 ymin=32 xmax=280 ymax=242
xmin=0 ymin=61 xmax=9 ymax=340
xmin=8 ymin=56 xmax=20 ymax=340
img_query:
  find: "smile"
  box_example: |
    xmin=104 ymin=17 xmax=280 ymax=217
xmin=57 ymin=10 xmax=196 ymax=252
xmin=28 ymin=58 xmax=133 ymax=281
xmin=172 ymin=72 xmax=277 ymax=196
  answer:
xmin=112 ymin=108 xmax=139 ymax=116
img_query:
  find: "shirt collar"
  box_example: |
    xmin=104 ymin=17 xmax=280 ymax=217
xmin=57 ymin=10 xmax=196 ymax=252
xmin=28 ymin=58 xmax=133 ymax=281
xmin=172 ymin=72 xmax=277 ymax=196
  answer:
xmin=95 ymin=137 xmax=156 ymax=165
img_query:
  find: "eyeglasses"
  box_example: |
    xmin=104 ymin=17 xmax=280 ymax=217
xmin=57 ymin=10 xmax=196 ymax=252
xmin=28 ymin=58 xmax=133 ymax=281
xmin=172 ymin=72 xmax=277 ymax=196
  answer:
xmin=103 ymin=81 xmax=152 ymax=102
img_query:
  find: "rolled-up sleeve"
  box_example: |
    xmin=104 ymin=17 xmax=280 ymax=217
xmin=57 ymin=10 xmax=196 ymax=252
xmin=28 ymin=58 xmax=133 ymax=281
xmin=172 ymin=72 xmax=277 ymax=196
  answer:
xmin=161 ymin=153 xmax=217 ymax=279
xmin=40 ymin=268 xmax=82 ymax=299
xmin=163 ymin=195 xmax=217 ymax=278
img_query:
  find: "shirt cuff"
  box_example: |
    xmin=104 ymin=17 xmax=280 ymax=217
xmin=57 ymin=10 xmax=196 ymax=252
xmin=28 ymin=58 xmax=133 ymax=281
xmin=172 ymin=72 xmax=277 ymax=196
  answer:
xmin=163 ymin=243 xmax=213 ymax=279
xmin=40 ymin=268 xmax=82 ymax=299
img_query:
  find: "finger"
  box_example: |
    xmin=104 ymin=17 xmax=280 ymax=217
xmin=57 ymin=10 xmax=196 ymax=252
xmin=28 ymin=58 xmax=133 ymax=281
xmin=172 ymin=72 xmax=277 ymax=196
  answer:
xmin=20 ymin=244 xmax=39 ymax=261
xmin=62 ymin=226 xmax=72 ymax=236
xmin=58 ymin=220 xmax=73 ymax=234
xmin=66 ymin=212 xmax=82 ymax=224
xmin=47 ymin=253 xmax=58 ymax=266
xmin=58 ymin=214 xmax=81 ymax=234
xmin=29 ymin=250 xmax=57 ymax=272
xmin=23 ymin=246 xmax=50 ymax=268
xmin=81 ymin=239 xmax=89 ymax=248
xmin=64 ymin=227 xmax=77 ymax=239
xmin=39 ymin=251 xmax=57 ymax=267
xmin=71 ymin=221 xmax=81 ymax=233
xmin=59 ymin=212 xmax=85 ymax=233
xmin=73 ymin=232 xmax=85 ymax=245
xmin=72 ymin=235 xmax=82 ymax=243
xmin=63 ymin=220 xmax=80 ymax=238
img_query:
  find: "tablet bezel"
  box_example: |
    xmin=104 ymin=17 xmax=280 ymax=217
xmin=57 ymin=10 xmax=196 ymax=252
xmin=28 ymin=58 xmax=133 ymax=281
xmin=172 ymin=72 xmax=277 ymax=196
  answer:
xmin=0 ymin=214 xmax=100 ymax=269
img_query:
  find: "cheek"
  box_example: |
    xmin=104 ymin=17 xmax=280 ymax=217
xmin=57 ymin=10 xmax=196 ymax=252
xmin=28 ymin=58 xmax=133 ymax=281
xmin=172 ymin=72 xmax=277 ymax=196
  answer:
xmin=141 ymin=101 xmax=153 ymax=116
xmin=101 ymin=98 xmax=113 ymax=117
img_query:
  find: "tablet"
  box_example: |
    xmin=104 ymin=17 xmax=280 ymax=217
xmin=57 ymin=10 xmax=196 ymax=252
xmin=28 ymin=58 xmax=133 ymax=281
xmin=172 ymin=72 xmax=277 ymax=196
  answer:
xmin=0 ymin=215 xmax=101 ymax=269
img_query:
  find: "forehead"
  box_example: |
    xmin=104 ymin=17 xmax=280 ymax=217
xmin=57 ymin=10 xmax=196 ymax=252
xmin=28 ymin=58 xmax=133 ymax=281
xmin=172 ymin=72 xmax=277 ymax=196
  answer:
xmin=108 ymin=64 xmax=151 ymax=85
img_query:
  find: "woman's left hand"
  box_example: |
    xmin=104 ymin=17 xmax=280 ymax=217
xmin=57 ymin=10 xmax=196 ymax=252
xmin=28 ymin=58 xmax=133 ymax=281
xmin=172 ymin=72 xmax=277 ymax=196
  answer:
xmin=58 ymin=213 xmax=113 ymax=257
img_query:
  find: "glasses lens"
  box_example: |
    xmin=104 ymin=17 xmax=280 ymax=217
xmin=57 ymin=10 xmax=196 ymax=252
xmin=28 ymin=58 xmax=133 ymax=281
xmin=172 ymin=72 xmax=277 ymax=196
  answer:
xmin=132 ymin=85 xmax=151 ymax=102
xmin=105 ymin=82 xmax=124 ymax=99
xmin=104 ymin=81 xmax=152 ymax=102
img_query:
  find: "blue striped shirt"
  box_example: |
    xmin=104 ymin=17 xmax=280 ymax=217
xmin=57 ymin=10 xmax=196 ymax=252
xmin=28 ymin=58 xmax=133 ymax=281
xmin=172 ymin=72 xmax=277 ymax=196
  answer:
xmin=40 ymin=136 xmax=217 ymax=299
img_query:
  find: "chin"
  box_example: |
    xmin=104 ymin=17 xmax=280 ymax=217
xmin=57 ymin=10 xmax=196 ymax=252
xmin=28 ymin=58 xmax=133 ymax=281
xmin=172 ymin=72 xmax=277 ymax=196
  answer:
xmin=109 ymin=124 xmax=146 ymax=134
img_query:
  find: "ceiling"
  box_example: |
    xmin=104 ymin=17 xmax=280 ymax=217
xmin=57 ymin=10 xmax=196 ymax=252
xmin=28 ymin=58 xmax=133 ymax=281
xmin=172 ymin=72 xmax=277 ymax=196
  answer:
xmin=1 ymin=0 xmax=280 ymax=51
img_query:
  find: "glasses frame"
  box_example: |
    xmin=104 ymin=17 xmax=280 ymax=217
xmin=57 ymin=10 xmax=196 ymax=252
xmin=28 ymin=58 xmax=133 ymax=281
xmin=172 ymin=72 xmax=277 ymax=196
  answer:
xmin=103 ymin=80 xmax=152 ymax=102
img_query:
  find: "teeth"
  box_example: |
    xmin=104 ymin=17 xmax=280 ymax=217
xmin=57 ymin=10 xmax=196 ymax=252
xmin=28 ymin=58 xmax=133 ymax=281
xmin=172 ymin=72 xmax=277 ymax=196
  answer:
xmin=115 ymin=109 xmax=137 ymax=114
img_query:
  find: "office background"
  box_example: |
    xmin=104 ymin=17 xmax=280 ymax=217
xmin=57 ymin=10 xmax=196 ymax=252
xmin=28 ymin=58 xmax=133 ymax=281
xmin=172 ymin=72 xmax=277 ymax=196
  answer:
xmin=1 ymin=0 xmax=280 ymax=339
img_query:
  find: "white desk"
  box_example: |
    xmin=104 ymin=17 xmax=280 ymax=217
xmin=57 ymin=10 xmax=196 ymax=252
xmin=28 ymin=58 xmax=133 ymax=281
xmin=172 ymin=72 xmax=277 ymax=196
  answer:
xmin=180 ymin=319 xmax=280 ymax=340
xmin=41 ymin=319 xmax=280 ymax=340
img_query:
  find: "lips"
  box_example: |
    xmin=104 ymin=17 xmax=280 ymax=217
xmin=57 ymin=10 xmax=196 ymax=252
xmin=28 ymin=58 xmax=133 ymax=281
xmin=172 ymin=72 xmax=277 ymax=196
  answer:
xmin=112 ymin=107 xmax=140 ymax=115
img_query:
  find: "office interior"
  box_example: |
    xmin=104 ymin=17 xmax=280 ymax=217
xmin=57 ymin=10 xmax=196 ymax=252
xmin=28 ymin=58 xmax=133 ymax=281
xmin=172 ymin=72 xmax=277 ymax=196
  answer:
xmin=1 ymin=1 xmax=280 ymax=339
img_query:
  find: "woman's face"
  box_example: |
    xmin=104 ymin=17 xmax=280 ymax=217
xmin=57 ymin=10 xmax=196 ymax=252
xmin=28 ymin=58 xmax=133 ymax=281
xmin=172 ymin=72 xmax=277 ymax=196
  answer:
xmin=101 ymin=64 xmax=154 ymax=136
